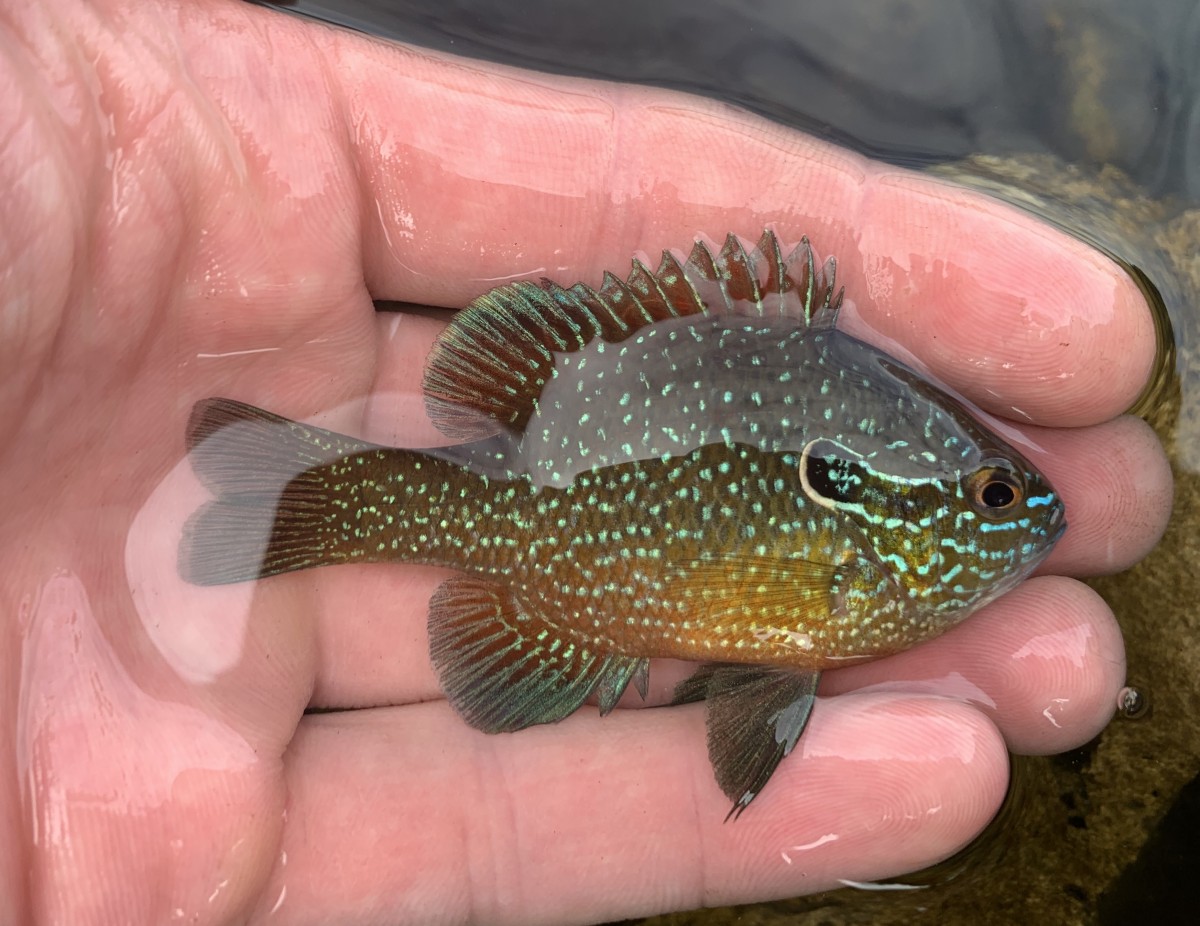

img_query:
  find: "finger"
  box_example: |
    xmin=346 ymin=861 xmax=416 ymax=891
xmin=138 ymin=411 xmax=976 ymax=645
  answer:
xmin=823 ymin=576 xmax=1126 ymax=755
xmin=136 ymin=0 xmax=1153 ymax=427
xmin=255 ymin=694 xmax=1008 ymax=925
xmin=307 ymin=562 xmax=445 ymax=708
xmin=1030 ymin=415 xmax=1173 ymax=576
xmin=282 ymin=15 xmax=1159 ymax=425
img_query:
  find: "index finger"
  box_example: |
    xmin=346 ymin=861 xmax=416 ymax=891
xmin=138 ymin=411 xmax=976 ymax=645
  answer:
xmin=324 ymin=32 xmax=1153 ymax=427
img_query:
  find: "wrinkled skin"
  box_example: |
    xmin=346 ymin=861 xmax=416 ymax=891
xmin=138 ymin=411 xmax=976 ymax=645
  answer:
xmin=0 ymin=2 xmax=1172 ymax=924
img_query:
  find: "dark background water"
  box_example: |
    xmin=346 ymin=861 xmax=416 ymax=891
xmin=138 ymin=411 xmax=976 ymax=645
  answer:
xmin=260 ymin=0 xmax=1199 ymax=198
xmin=251 ymin=2 xmax=1200 ymax=924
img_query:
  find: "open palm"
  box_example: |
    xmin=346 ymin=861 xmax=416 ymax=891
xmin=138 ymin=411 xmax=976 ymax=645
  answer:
xmin=0 ymin=2 xmax=1171 ymax=924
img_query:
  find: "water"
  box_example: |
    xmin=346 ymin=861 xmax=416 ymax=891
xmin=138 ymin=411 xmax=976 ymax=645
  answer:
xmin=246 ymin=2 xmax=1198 ymax=923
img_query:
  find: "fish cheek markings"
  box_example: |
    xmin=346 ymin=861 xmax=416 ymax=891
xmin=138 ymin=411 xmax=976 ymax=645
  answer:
xmin=797 ymin=436 xmax=951 ymax=654
xmin=830 ymin=468 xmax=1018 ymax=655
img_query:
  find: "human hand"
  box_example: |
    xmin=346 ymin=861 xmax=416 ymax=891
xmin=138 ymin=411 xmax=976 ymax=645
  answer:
xmin=0 ymin=1 xmax=1171 ymax=924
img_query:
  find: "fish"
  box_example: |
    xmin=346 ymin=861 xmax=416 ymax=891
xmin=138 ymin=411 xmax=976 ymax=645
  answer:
xmin=180 ymin=231 xmax=1066 ymax=818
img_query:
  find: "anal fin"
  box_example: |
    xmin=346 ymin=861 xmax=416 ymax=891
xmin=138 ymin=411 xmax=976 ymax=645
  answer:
xmin=429 ymin=576 xmax=648 ymax=733
xmin=673 ymin=664 xmax=821 ymax=820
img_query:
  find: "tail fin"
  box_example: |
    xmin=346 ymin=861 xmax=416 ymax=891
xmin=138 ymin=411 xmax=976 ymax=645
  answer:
xmin=180 ymin=398 xmax=378 ymax=586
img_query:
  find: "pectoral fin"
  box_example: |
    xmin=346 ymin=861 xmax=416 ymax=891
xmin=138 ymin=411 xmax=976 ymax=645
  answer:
xmin=663 ymin=555 xmax=839 ymax=633
xmin=428 ymin=576 xmax=648 ymax=732
xmin=674 ymin=664 xmax=821 ymax=819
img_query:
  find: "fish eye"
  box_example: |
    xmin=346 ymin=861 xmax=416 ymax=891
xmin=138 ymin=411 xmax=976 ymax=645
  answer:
xmin=967 ymin=464 xmax=1024 ymax=518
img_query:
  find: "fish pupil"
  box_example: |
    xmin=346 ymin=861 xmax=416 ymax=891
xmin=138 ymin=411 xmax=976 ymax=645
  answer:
xmin=981 ymin=480 xmax=1016 ymax=509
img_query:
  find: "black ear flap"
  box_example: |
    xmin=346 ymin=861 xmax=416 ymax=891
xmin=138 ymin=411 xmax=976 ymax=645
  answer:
xmin=799 ymin=437 xmax=868 ymax=508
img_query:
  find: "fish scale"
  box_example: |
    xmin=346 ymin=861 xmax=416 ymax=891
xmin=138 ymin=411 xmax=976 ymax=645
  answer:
xmin=180 ymin=230 xmax=1065 ymax=817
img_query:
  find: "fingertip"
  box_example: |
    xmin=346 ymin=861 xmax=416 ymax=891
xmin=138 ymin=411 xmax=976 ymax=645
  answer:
xmin=988 ymin=578 xmax=1126 ymax=754
xmin=854 ymin=172 xmax=1157 ymax=426
xmin=703 ymin=694 xmax=1009 ymax=903
xmin=825 ymin=575 xmax=1126 ymax=757
xmin=1044 ymin=415 xmax=1173 ymax=575
xmin=1086 ymin=414 xmax=1173 ymax=570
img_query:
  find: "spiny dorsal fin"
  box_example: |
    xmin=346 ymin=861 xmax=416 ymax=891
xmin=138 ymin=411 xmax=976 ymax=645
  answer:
xmin=422 ymin=231 xmax=843 ymax=439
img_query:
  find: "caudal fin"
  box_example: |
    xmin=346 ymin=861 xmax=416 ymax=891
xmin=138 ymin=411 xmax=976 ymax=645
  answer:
xmin=179 ymin=398 xmax=377 ymax=586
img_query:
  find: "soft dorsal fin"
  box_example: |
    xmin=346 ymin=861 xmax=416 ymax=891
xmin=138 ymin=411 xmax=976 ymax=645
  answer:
xmin=422 ymin=230 xmax=843 ymax=439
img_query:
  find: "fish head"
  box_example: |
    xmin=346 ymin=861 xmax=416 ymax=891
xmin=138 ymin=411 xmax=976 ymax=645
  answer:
xmin=796 ymin=338 xmax=1067 ymax=631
